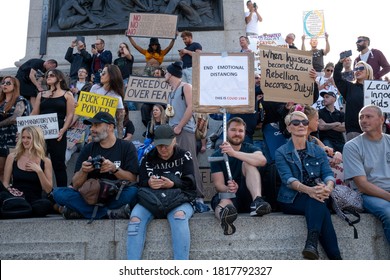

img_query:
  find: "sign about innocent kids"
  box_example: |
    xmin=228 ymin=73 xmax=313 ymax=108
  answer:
xmin=364 ymin=80 xmax=390 ymax=112
xmin=75 ymin=91 xmax=118 ymax=118
xmin=125 ymin=76 xmax=170 ymax=104
xmin=258 ymin=45 xmax=314 ymax=104
xmin=192 ymin=52 xmax=255 ymax=114
xmin=126 ymin=13 xmax=178 ymax=39
xmin=16 ymin=113 xmax=59 ymax=140
xmin=303 ymin=10 xmax=325 ymax=38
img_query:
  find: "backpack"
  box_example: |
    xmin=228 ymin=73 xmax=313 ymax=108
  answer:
xmin=330 ymin=184 xmax=364 ymax=238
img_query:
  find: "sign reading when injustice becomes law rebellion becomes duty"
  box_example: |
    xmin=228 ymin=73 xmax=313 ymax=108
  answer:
xmin=258 ymin=45 xmax=314 ymax=104
xmin=364 ymin=80 xmax=390 ymax=112
xmin=126 ymin=13 xmax=178 ymax=39
xmin=125 ymin=76 xmax=170 ymax=104
xmin=75 ymin=91 xmax=118 ymax=118
xmin=17 ymin=113 xmax=59 ymax=140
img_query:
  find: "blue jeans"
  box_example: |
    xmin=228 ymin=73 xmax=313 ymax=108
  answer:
xmin=182 ymin=68 xmax=193 ymax=84
xmin=362 ymin=194 xmax=390 ymax=244
xmin=53 ymin=186 xmax=138 ymax=219
xmin=280 ymin=193 xmax=341 ymax=259
xmin=127 ymin=202 xmax=194 ymax=260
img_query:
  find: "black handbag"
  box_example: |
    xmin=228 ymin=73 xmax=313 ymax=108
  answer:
xmin=137 ymin=187 xmax=194 ymax=219
xmin=1 ymin=196 xmax=32 ymax=219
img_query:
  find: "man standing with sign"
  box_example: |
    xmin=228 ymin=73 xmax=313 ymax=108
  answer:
xmin=301 ymin=33 xmax=330 ymax=75
xmin=165 ymin=61 xmax=207 ymax=211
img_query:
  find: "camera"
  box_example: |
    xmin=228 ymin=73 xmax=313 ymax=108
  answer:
xmin=91 ymin=44 xmax=96 ymax=49
xmin=340 ymin=50 xmax=352 ymax=59
xmin=253 ymin=2 xmax=257 ymax=8
xmin=87 ymin=155 xmax=104 ymax=170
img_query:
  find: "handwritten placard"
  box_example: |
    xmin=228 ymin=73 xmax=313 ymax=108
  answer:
xmin=303 ymin=10 xmax=325 ymax=38
xmin=66 ymin=120 xmax=88 ymax=149
xmin=126 ymin=13 xmax=177 ymax=39
xmin=192 ymin=52 xmax=255 ymax=114
xmin=258 ymin=45 xmax=314 ymax=104
xmin=75 ymin=91 xmax=118 ymax=118
xmin=124 ymin=76 xmax=170 ymax=104
xmin=364 ymin=80 xmax=390 ymax=112
xmin=17 ymin=113 xmax=59 ymax=139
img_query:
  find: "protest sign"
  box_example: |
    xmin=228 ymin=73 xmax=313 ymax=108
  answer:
xmin=125 ymin=76 xmax=170 ymax=104
xmin=75 ymin=91 xmax=118 ymax=118
xmin=303 ymin=10 xmax=325 ymax=38
xmin=192 ymin=52 xmax=255 ymax=114
xmin=126 ymin=13 xmax=177 ymax=39
xmin=364 ymin=80 xmax=390 ymax=112
xmin=17 ymin=113 xmax=59 ymax=140
xmin=66 ymin=120 xmax=88 ymax=149
xmin=258 ymin=45 xmax=314 ymax=104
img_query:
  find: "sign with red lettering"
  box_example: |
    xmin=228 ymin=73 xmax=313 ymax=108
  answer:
xmin=126 ymin=13 xmax=177 ymax=39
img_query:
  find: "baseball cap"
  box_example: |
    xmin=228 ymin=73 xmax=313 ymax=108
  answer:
xmin=83 ymin=112 xmax=116 ymax=127
xmin=320 ymin=89 xmax=337 ymax=99
xmin=154 ymin=124 xmax=175 ymax=146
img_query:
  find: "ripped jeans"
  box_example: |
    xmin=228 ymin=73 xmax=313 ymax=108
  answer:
xmin=127 ymin=202 xmax=194 ymax=260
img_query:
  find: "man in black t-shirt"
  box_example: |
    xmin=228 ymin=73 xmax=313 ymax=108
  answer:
xmin=53 ymin=112 xmax=139 ymax=220
xmin=178 ymin=31 xmax=202 ymax=84
xmin=318 ymin=90 xmax=346 ymax=153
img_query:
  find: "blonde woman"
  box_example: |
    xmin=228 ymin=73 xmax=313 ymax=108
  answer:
xmin=145 ymin=104 xmax=167 ymax=141
xmin=1 ymin=126 xmax=53 ymax=217
xmin=334 ymin=59 xmax=374 ymax=141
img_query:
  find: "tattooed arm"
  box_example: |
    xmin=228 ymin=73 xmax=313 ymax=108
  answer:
xmin=0 ymin=101 xmax=26 ymax=127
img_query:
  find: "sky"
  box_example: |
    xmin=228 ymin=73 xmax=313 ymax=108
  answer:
xmin=1 ymin=0 xmax=390 ymax=77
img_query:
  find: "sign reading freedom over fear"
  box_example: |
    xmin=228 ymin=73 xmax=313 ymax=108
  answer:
xmin=126 ymin=13 xmax=178 ymax=39
xmin=75 ymin=91 xmax=118 ymax=118
xmin=258 ymin=45 xmax=314 ymax=104
xmin=17 ymin=113 xmax=59 ymax=140
xmin=125 ymin=76 xmax=170 ymax=104
xmin=192 ymin=52 xmax=255 ymax=114
xmin=364 ymin=80 xmax=390 ymax=112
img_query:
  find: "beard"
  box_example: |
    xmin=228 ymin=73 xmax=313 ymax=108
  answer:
xmin=227 ymin=135 xmax=244 ymax=146
xmin=357 ymin=45 xmax=365 ymax=52
xmin=91 ymin=127 xmax=108 ymax=142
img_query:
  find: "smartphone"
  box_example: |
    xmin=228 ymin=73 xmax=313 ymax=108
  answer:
xmin=91 ymin=44 xmax=96 ymax=49
xmin=340 ymin=50 xmax=352 ymax=59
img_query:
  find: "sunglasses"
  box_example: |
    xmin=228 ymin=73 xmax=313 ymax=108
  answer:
xmin=289 ymin=119 xmax=309 ymax=126
xmin=326 ymin=69 xmax=333 ymax=73
xmin=354 ymin=66 xmax=365 ymax=72
xmin=46 ymin=73 xmax=56 ymax=78
xmin=1 ymin=81 xmax=12 ymax=86
xmin=356 ymin=39 xmax=366 ymax=44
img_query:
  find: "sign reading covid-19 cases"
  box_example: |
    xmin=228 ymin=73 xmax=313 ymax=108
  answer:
xmin=303 ymin=10 xmax=326 ymax=38
xmin=17 ymin=113 xmax=59 ymax=139
xmin=192 ymin=52 xmax=255 ymax=114
xmin=364 ymin=80 xmax=390 ymax=112
xmin=124 ymin=76 xmax=170 ymax=104
xmin=126 ymin=13 xmax=178 ymax=39
xmin=75 ymin=91 xmax=118 ymax=118
xmin=258 ymin=45 xmax=314 ymax=104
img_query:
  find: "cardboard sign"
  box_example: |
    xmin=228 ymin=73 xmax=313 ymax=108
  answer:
xmin=124 ymin=76 xmax=170 ymax=104
xmin=66 ymin=120 xmax=88 ymax=149
xmin=303 ymin=10 xmax=325 ymax=38
xmin=258 ymin=45 xmax=314 ymax=104
xmin=192 ymin=52 xmax=255 ymax=114
xmin=17 ymin=113 xmax=59 ymax=140
xmin=364 ymin=80 xmax=390 ymax=112
xmin=75 ymin=91 xmax=118 ymax=118
xmin=126 ymin=13 xmax=178 ymax=39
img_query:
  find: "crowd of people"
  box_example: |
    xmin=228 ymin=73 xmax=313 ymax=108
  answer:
xmin=0 ymin=1 xmax=389 ymax=260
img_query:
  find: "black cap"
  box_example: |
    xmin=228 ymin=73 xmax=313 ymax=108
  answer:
xmin=154 ymin=124 xmax=175 ymax=146
xmin=83 ymin=112 xmax=116 ymax=127
xmin=167 ymin=61 xmax=183 ymax=78
xmin=320 ymin=89 xmax=337 ymax=99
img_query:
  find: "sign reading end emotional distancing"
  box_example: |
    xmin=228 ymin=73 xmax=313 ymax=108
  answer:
xmin=17 ymin=113 xmax=59 ymax=139
xmin=75 ymin=91 xmax=118 ymax=118
xmin=192 ymin=52 xmax=255 ymax=114
xmin=124 ymin=76 xmax=170 ymax=104
xmin=364 ymin=80 xmax=390 ymax=112
xmin=126 ymin=13 xmax=177 ymax=39
xmin=258 ymin=45 xmax=314 ymax=104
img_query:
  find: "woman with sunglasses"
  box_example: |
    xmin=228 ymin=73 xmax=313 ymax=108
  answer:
xmin=31 ymin=69 xmax=75 ymax=187
xmin=275 ymin=111 xmax=341 ymax=260
xmin=90 ymin=64 xmax=125 ymax=138
xmin=313 ymin=62 xmax=341 ymax=110
xmin=128 ymin=36 xmax=175 ymax=76
xmin=0 ymin=76 xmax=29 ymax=181
xmin=334 ymin=59 xmax=374 ymax=141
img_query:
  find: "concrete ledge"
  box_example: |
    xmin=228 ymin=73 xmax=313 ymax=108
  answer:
xmin=0 ymin=213 xmax=388 ymax=260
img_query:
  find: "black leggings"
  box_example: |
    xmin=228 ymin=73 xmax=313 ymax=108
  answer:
xmin=46 ymin=133 xmax=68 ymax=187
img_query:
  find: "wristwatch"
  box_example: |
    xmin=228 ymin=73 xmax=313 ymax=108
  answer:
xmin=111 ymin=165 xmax=120 ymax=174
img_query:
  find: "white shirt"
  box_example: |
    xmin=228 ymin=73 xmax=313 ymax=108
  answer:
xmin=359 ymin=49 xmax=371 ymax=63
xmin=90 ymin=84 xmax=124 ymax=109
xmin=245 ymin=11 xmax=259 ymax=34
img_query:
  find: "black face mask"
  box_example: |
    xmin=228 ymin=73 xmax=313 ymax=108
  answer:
xmin=357 ymin=44 xmax=366 ymax=52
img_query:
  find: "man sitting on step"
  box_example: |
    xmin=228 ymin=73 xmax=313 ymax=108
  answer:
xmin=210 ymin=117 xmax=271 ymax=235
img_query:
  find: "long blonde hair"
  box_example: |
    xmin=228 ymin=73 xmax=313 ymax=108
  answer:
xmin=15 ymin=126 xmax=47 ymax=161
xmin=149 ymin=104 xmax=167 ymax=134
xmin=355 ymin=61 xmax=374 ymax=81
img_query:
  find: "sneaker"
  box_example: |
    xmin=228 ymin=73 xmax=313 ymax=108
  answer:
xmin=107 ymin=204 xmax=130 ymax=219
xmin=61 ymin=206 xmax=84 ymax=219
xmin=250 ymin=196 xmax=271 ymax=216
xmin=219 ymin=204 xmax=238 ymax=235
